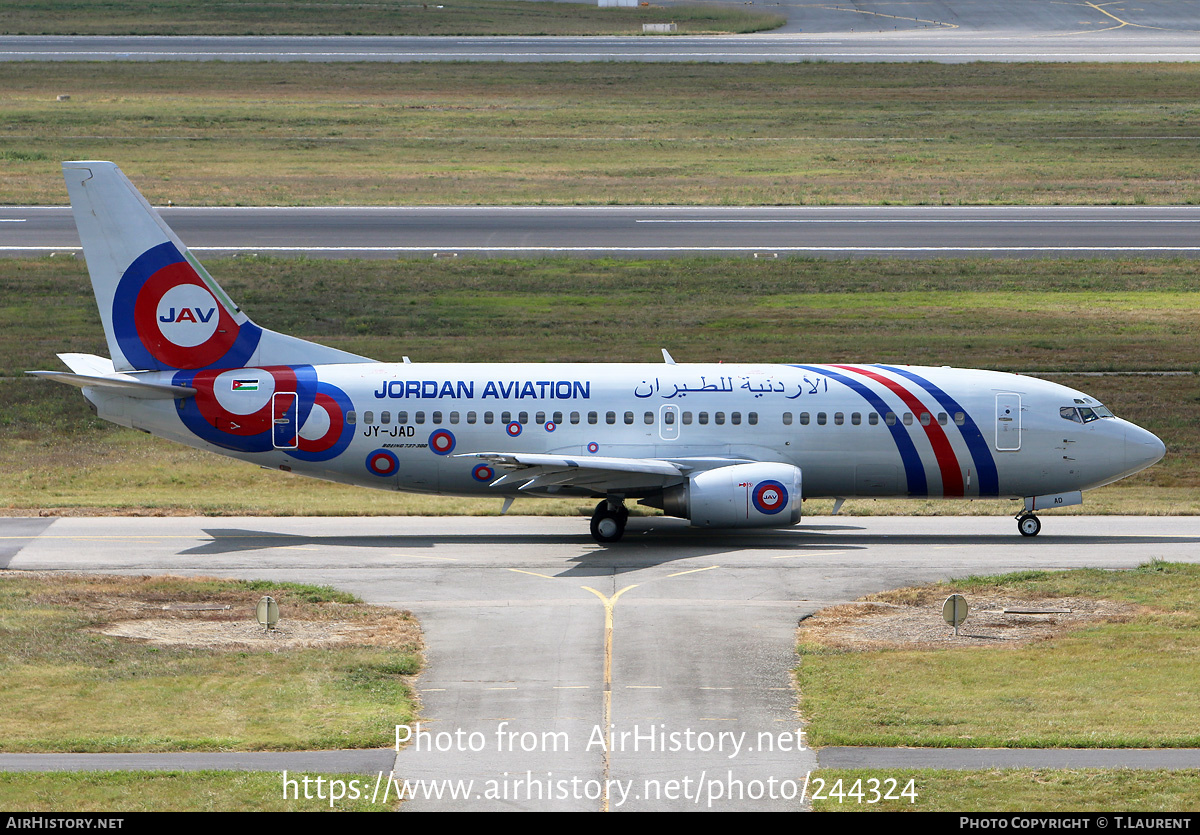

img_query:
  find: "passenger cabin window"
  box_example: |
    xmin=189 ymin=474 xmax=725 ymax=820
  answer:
xmin=624 ymin=411 xmax=634 ymax=425
xmin=748 ymin=412 xmax=758 ymax=426
xmin=347 ymin=411 xmax=357 ymax=425
xmin=682 ymin=412 xmax=693 ymax=425
xmin=381 ymin=411 xmax=391 ymax=425
xmin=833 ymin=412 xmax=844 ymax=426
xmin=714 ymin=412 xmax=726 ymax=426
xmin=782 ymin=412 xmax=793 ymax=426
xmin=398 ymin=411 xmax=408 ymax=424
xmin=816 ymin=412 xmax=827 ymax=426
xmin=730 ymin=412 xmax=741 ymax=426
xmin=851 ymin=412 xmax=861 ymax=426
xmin=799 ymin=412 xmax=810 ymax=426
xmin=644 ymin=411 xmax=654 ymax=425
xmin=363 ymin=411 xmax=374 ymax=425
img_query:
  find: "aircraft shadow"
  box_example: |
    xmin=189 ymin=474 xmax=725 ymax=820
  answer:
xmin=183 ymin=523 xmax=1200 ymax=578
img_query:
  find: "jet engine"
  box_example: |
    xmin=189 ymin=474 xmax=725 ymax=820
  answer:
xmin=644 ymin=462 xmax=802 ymax=528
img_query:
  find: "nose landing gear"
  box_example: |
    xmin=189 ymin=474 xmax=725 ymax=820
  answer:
xmin=590 ymin=499 xmax=629 ymax=544
xmin=1016 ymin=512 xmax=1041 ymax=537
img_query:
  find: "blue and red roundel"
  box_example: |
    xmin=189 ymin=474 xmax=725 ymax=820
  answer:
xmin=114 ymin=242 xmax=261 ymax=371
xmin=506 ymin=422 xmax=522 ymax=438
xmin=544 ymin=422 xmax=556 ymax=433
xmin=472 ymin=463 xmax=495 ymax=482
xmin=172 ymin=365 xmax=352 ymax=462
xmin=429 ymin=429 xmax=456 ymax=456
xmin=366 ymin=449 xmax=400 ymax=477
xmin=752 ymin=480 xmax=789 ymax=515
xmin=587 ymin=442 xmax=599 ymax=454
xmin=291 ymin=384 xmax=355 ymax=462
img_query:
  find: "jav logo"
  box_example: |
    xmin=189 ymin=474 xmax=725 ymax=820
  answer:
xmin=159 ymin=307 xmax=216 ymax=323
xmin=155 ymin=284 xmax=221 ymax=349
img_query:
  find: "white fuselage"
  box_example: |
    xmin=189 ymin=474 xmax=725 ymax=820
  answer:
xmin=86 ymin=361 xmax=1164 ymax=505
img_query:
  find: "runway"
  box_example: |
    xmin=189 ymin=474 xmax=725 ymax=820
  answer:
xmin=4 ymin=514 xmax=1198 ymax=810
xmin=7 ymin=205 xmax=1200 ymax=259
xmin=2 ymin=30 xmax=1200 ymax=63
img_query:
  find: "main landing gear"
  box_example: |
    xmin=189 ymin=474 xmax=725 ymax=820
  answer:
xmin=1016 ymin=511 xmax=1042 ymax=537
xmin=590 ymin=499 xmax=629 ymax=544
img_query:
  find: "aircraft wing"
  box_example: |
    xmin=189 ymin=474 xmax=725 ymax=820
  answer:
xmin=458 ymin=452 xmax=751 ymax=494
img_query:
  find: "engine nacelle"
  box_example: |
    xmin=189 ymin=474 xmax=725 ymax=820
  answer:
xmin=649 ymin=462 xmax=802 ymax=529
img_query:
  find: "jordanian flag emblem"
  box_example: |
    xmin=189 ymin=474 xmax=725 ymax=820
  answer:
xmin=231 ymin=379 xmax=259 ymax=392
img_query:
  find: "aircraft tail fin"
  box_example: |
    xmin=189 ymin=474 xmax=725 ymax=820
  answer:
xmin=63 ymin=161 xmax=371 ymax=373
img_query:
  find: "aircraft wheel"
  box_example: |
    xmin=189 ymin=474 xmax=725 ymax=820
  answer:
xmin=1017 ymin=514 xmax=1041 ymax=537
xmin=591 ymin=501 xmax=627 ymax=544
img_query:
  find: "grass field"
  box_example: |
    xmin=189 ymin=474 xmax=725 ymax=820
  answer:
xmin=3 ymin=62 xmax=1200 ymax=205
xmin=0 ymin=0 xmax=784 ymax=36
xmin=2 ymin=254 xmax=1195 ymax=516
xmin=797 ymin=562 xmax=1200 ymax=749
xmin=0 ymin=574 xmax=422 ymax=752
xmin=0 ymin=771 xmax=396 ymax=812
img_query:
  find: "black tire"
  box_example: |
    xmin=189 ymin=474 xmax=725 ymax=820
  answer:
xmin=590 ymin=501 xmax=627 ymax=544
xmin=1018 ymin=514 xmax=1042 ymax=537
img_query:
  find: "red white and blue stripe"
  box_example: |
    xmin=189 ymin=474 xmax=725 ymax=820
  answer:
xmin=794 ymin=364 xmax=998 ymax=498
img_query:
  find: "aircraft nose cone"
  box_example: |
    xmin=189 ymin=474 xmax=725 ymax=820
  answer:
xmin=1126 ymin=425 xmax=1166 ymax=472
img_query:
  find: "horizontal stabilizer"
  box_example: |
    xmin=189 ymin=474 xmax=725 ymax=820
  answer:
xmin=26 ymin=370 xmax=196 ymax=400
xmin=27 ymin=354 xmax=194 ymax=399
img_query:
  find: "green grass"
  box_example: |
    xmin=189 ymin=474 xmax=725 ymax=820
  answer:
xmin=3 ymin=62 xmax=1200 ymax=205
xmin=0 ymin=574 xmax=422 ymax=752
xmin=809 ymin=769 xmax=1200 ymax=812
xmin=0 ymin=0 xmax=784 ymax=36
xmin=0 ymin=771 xmax=398 ymax=812
xmin=2 ymin=255 xmax=1195 ymax=515
xmin=797 ymin=562 xmax=1200 ymax=749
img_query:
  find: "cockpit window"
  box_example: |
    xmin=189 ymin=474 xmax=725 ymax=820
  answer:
xmin=1061 ymin=404 xmax=1115 ymax=423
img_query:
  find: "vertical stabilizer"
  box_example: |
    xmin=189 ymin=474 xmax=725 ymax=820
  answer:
xmin=63 ymin=161 xmax=369 ymax=373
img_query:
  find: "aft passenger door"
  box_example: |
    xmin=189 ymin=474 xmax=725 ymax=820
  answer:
xmin=272 ymin=392 xmax=298 ymax=449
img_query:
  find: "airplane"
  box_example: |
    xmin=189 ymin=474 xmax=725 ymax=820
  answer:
xmin=30 ymin=161 xmax=1166 ymax=543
